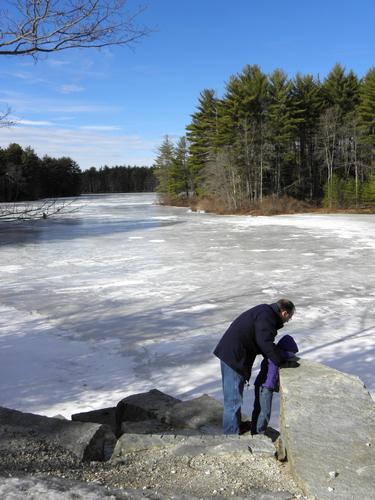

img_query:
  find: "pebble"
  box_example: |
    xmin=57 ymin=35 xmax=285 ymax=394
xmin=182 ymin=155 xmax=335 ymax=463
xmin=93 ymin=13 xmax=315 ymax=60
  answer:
xmin=0 ymin=437 xmax=304 ymax=498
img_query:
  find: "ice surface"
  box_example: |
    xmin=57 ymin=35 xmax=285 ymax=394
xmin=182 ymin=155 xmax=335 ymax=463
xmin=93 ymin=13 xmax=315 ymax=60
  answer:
xmin=0 ymin=193 xmax=374 ymax=429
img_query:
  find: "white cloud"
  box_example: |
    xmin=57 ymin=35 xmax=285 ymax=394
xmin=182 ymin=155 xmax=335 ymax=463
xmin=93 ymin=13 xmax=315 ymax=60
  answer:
xmin=16 ymin=119 xmax=53 ymax=126
xmin=80 ymin=125 xmax=121 ymax=131
xmin=0 ymin=93 xmax=119 ymax=114
xmin=60 ymin=84 xmax=85 ymax=94
xmin=0 ymin=124 xmax=157 ymax=169
xmin=3 ymin=71 xmax=51 ymax=86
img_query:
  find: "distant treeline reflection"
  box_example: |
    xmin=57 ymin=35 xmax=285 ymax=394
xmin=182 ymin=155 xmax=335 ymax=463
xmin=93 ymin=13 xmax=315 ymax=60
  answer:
xmin=0 ymin=143 xmax=156 ymax=202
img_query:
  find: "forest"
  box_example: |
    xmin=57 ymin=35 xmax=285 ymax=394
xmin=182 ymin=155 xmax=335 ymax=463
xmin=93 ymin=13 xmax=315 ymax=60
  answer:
xmin=0 ymin=143 xmax=82 ymax=201
xmin=0 ymin=143 xmax=156 ymax=202
xmin=81 ymin=166 xmax=156 ymax=194
xmin=155 ymin=64 xmax=375 ymax=211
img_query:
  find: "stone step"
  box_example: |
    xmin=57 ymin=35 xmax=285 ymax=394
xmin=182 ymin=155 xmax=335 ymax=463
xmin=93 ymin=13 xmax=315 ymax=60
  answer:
xmin=111 ymin=432 xmax=276 ymax=462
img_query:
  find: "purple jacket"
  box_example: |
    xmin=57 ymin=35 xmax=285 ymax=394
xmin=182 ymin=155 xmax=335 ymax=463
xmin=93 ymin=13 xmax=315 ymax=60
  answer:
xmin=254 ymin=334 xmax=298 ymax=391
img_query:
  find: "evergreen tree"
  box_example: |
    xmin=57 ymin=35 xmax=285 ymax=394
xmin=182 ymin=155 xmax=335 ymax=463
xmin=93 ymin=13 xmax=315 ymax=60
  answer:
xmin=291 ymin=74 xmax=323 ymax=199
xmin=320 ymin=64 xmax=360 ymax=194
xmin=363 ymin=174 xmax=375 ymax=205
xmin=266 ymin=69 xmax=298 ymax=195
xmin=323 ymin=64 xmax=360 ymax=115
xmin=358 ymin=67 xmax=375 ymax=163
xmin=173 ymin=136 xmax=190 ymax=198
xmin=186 ymin=89 xmax=219 ymax=195
xmin=21 ymin=147 xmax=42 ymax=200
xmin=221 ymin=65 xmax=269 ymax=202
xmin=154 ymin=136 xmax=177 ymax=200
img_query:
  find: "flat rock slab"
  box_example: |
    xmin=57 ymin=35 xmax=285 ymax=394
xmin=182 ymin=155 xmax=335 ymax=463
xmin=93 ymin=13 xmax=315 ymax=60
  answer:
xmin=280 ymin=358 xmax=375 ymax=498
xmin=111 ymin=432 xmax=276 ymax=461
xmin=0 ymin=406 xmax=115 ymax=461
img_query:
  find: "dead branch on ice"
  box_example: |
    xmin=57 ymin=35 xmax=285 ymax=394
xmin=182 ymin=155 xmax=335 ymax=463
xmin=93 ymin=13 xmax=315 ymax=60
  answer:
xmin=0 ymin=199 xmax=79 ymax=221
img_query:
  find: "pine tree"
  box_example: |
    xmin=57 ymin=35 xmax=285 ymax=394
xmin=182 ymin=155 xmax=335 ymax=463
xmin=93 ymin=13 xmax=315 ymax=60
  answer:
xmin=358 ymin=67 xmax=375 ymax=159
xmin=173 ymin=136 xmax=190 ymax=198
xmin=217 ymin=65 xmax=269 ymax=203
xmin=154 ymin=136 xmax=176 ymax=200
xmin=266 ymin=69 xmax=298 ymax=196
xmin=320 ymin=64 xmax=360 ymax=192
xmin=186 ymin=89 xmax=219 ymax=195
xmin=323 ymin=64 xmax=360 ymax=115
xmin=291 ymin=74 xmax=323 ymax=199
xmin=363 ymin=174 xmax=375 ymax=205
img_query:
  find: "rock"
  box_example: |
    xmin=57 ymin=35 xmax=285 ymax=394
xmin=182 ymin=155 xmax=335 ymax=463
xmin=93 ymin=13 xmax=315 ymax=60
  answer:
xmin=0 ymin=475 xmax=186 ymax=499
xmin=164 ymin=394 xmax=222 ymax=431
xmin=72 ymin=407 xmax=117 ymax=434
xmin=72 ymin=406 xmax=173 ymax=436
xmin=111 ymin=432 xmax=276 ymax=462
xmin=115 ymin=389 xmax=181 ymax=436
xmin=0 ymin=406 xmax=115 ymax=462
xmin=280 ymin=358 xmax=375 ymax=498
xmin=53 ymin=414 xmax=68 ymax=420
xmin=118 ymin=418 xmax=173 ymax=435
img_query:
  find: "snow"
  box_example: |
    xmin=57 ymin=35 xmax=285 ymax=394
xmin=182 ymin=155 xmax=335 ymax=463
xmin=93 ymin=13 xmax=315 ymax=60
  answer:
xmin=0 ymin=193 xmax=374 ymax=428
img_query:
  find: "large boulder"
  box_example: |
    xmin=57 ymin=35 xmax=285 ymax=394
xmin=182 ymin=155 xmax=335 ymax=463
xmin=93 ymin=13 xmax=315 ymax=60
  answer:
xmin=72 ymin=407 xmax=117 ymax=434
xmin=72 ymin=405 xmax=174 ymax=436
xmin=279 ymin=358 xmax=375 ymax=498
xmin=113 ymin=390 xmax=223 ymax=436
xmin=164 ymin=394 xmax=222 ymax=431
xmin=0 ymin=406 xmax=115 ymax=461
xmin=114 ymin=389 xmax=181 ymax=436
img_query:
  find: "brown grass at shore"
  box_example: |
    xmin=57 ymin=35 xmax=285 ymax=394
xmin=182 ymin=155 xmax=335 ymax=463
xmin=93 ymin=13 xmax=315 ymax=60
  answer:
xmin=157 ymin=194 xmax=375 ymax=216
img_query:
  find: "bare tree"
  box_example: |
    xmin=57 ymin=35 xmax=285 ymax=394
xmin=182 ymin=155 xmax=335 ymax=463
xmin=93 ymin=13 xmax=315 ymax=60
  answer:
xmin=0 ymin=0 xmax=151 ymax=59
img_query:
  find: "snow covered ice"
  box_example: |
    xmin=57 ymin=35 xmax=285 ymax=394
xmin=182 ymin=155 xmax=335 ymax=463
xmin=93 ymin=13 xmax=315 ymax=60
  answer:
xmin=0 ymin=193 xmax=374 ymax=427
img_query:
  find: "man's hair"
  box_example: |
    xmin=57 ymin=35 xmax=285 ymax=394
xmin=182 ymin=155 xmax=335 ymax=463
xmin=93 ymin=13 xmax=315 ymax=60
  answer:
xmin=277 ymin=298 xmax=295 ymax=314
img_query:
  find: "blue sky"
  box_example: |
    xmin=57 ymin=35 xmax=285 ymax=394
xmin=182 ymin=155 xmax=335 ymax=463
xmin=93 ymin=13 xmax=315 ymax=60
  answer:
xmin=0 ymin=0 xmax=374 ymax=170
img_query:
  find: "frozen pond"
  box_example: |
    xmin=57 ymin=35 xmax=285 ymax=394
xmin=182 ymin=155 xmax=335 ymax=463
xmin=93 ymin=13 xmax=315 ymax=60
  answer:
xmin=0 ymin=193 xmax=374 ymax=426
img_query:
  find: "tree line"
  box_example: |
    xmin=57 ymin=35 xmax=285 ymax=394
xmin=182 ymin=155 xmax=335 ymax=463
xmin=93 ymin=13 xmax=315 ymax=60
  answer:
xmin=0 ymin=143 xmax=156 ymax=203
xmin=0 ymin=143 xmax=82 ymax=201
xmin=81 ymin=166 xmax=156 ymax=194
xmin=155 ymin=64 xmax=375 ymax=210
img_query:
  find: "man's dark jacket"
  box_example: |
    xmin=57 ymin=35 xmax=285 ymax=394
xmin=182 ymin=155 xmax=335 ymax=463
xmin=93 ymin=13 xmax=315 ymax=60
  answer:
xmin=214 ymin=303 xmax=285 ymax=381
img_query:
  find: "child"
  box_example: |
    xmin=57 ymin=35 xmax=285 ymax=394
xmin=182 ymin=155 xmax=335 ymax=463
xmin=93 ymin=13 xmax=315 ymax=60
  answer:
xmin=251 ymin=334 xmax=298 ymax=435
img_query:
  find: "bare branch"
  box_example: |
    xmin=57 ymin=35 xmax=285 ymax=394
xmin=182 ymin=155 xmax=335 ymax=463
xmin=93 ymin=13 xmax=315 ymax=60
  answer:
xmin=0 ymin=106 xmax=15 ymax=127
xmin=0 ymin=0 xmax=153 ymax=59
xmin=0 ymin=198 xmax=79 ymax=221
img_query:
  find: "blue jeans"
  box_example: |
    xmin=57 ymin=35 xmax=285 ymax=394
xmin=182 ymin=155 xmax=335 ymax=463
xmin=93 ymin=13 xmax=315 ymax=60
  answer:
xmin=220 ymin=360 xmax=245 ymax=434
xmin=251 ymin=385 xmax=274 ymax=434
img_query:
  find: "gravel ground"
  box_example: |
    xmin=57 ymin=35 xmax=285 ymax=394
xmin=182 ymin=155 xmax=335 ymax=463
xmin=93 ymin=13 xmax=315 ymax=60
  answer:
xmin=0 ymin=439 xmax=309 ymax=499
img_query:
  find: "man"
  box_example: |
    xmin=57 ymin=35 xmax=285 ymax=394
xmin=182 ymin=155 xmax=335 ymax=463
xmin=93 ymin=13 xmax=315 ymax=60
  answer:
xmin=214 ymin=298 xmax=295 ymax=435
